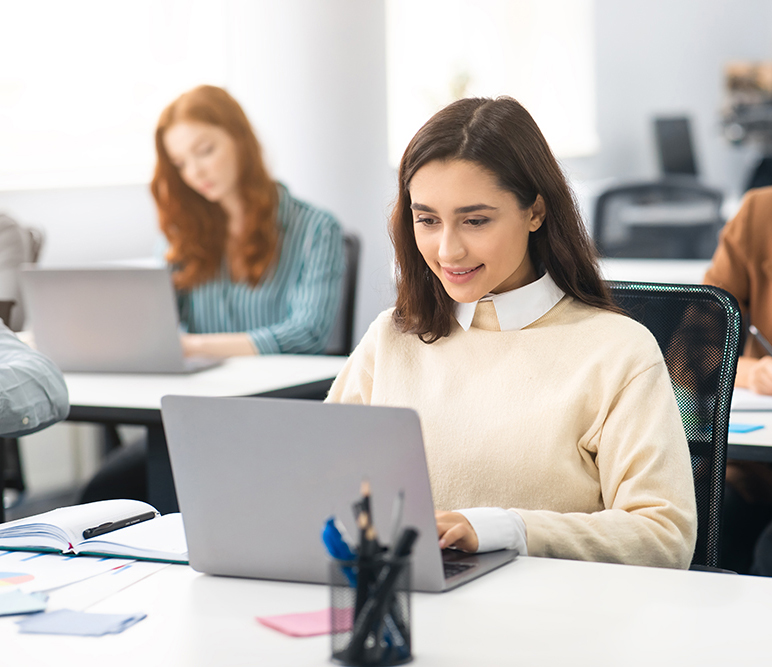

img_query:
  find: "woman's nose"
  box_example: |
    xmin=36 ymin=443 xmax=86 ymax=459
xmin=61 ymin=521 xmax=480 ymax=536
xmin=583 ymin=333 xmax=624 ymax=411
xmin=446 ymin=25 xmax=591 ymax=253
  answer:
xmin=189 ymin=159 xmax=206 ymax=179
xmin=438 ymin=227 xmax=466 ymax=263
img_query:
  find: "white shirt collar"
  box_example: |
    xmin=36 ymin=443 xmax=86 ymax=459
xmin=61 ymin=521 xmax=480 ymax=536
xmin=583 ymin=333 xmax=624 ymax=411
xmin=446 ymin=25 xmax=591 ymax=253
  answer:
xmin=454 ymin=272 xmax=565 ymax=332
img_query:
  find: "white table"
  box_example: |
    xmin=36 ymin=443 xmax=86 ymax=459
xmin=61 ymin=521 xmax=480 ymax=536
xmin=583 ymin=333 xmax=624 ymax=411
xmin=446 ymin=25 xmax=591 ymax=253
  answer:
xmin=64 ymin=355 xmax=347 ymax=513
xmin=729 ymin=410 xmax=772 ymax=462
xmin=599 ymin=258 xmax=711 ymax=285
xmin=3 ymin=556 xmax=771 ymax=666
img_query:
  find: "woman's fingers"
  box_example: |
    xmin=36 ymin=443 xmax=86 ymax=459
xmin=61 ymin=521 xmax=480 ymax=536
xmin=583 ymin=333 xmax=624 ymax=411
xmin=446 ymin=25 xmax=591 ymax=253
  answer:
xmin=750 ymin=357 xmax=772 ymax=395
xmin=435 ymin=510 xmax=479 ymax=552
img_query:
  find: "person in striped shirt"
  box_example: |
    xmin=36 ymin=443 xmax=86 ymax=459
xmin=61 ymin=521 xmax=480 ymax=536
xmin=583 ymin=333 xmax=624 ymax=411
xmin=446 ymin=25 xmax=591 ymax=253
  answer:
xmin=152 ymin=85 xmax=345 ymax=357
xmin=80 ymin=86 xmax=345 ymax=503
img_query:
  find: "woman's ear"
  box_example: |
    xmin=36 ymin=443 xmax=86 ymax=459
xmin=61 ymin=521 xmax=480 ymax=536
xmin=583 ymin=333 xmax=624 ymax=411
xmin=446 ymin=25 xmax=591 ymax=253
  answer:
xmin=528 ymin=195 xmax=546 ymax=232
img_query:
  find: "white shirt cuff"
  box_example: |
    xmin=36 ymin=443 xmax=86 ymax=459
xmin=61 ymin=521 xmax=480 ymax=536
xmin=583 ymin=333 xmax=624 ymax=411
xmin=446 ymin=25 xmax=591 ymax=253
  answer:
xmin=456 ymin=507 xmax=528 ymax=555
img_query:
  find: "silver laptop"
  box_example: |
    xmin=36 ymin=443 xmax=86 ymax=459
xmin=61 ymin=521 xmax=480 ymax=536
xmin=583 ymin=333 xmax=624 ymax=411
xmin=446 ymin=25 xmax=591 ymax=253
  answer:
xmin=160 ymin=395 xmax=517 ymax=592
xmin=20 ymin=266 xmax=219 ymax=374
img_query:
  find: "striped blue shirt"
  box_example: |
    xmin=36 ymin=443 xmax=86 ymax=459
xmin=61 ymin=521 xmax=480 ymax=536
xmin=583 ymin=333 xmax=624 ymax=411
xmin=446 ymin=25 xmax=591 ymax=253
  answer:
xmin=177 ymin=184 xmax=345 ymax=354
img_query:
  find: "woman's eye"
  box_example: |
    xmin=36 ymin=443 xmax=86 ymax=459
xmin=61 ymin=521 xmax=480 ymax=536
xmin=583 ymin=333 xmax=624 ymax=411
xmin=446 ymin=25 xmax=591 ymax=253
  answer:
xmin=416 ymin=217 xmax=439 ymax=226
xmin=466 ymin=218 xmax=488 ymax=227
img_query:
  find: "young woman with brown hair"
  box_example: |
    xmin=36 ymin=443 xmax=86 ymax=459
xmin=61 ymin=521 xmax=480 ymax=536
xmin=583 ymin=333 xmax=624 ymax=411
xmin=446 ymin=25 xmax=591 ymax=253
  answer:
xmin=152 ymin=85 xmax=344 ymax=357
xmin=327 ymin=97 xmax=697 ymax=568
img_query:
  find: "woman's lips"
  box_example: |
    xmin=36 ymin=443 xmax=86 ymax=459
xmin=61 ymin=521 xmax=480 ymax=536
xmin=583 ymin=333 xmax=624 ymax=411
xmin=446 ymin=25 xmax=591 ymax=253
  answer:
xmin=442 ymin=265 xmax=483 ymax=283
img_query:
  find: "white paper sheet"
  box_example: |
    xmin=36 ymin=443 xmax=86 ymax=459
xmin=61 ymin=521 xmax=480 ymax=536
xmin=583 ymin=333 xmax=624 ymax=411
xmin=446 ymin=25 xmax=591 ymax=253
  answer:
xmin=0 ymin=549 xmax=130 ymax=595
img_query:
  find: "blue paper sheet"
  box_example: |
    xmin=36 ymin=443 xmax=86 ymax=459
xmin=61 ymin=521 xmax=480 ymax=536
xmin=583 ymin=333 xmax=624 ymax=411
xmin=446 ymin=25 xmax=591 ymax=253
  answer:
xmin=0 ymin=590 xmax=47 ymax=616
xmin=728 ymin=423 xmax=765 ymax=434
xmin=17 ymin=608 xmax=146 ymax=636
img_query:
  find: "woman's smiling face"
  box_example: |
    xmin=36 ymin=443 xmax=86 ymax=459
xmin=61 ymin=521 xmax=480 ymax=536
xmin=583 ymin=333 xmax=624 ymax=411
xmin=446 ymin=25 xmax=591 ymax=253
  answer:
xmin=409 ymin=159 xmax=545 ymax=303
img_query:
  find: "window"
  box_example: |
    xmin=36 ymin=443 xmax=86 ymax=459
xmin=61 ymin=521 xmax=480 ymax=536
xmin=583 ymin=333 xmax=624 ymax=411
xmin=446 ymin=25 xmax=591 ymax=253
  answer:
xmin=0 ymin=0 xmax=229 ymax=190
xmin=386 ymin=0 xmax=597 ymax=166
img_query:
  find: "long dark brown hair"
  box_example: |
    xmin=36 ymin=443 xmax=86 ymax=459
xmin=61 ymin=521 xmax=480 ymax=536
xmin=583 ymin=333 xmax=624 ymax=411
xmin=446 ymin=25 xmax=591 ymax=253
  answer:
xmin=390 ymin=96 xmax=616 ymax=343
xmin=151 ymin=85 xmax=279 ymax=289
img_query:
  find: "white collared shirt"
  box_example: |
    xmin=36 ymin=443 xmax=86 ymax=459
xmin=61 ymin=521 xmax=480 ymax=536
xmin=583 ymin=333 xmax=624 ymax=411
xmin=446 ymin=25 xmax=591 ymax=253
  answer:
xmin=452 ymin=272 xmax=565 ymax=555
xmin=454 ymin=271 xmax=565 ymax=331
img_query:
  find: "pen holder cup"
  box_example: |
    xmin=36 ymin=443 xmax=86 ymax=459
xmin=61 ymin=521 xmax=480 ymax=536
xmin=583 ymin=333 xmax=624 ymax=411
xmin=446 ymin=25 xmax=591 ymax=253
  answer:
xmin=330 ymin=556 xmax=412 ymax=666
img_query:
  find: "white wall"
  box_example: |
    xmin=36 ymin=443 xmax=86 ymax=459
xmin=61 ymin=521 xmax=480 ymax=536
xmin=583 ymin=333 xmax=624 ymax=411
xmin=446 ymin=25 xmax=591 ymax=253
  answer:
xmin=0 ymin=184 xmax=158 ymax=266
xmin=564 ymin=0 xmax=772 ymax=201
xmin=225 ymin=0 xmax=395 ymax=340
xmin=2 ymin=0 xmax=772 ymax=335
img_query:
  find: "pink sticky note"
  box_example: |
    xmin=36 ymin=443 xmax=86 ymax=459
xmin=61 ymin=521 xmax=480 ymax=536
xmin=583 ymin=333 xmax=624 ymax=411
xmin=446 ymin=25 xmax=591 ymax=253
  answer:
xmin=257 ymin=608 xmax=354 ymax=637
xmin=256 ymin=609 xmax=332 ymax=637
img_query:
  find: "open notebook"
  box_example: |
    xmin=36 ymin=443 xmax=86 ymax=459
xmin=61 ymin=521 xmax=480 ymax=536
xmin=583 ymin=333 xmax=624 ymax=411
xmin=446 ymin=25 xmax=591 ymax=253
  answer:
xmin=0 ymin=499 xmax=188 ymax=564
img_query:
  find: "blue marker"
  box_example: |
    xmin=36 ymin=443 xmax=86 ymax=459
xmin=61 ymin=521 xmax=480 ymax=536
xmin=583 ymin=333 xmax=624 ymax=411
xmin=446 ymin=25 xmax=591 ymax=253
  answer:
xmin=322 ymin=517 xmax=357 ymax=586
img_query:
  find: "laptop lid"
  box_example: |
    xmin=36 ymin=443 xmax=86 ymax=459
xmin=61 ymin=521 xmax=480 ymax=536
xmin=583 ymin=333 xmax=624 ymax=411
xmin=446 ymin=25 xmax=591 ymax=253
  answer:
xmin=20 ymin=266 xmax=217 ymax=374
xmin=160 ymin=395 xmax=516 ymax=592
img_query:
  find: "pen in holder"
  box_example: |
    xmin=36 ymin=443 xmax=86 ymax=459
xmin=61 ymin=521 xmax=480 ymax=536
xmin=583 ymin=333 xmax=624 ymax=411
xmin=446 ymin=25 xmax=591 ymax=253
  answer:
xmin=324 ymin=484 xmax=417 ymax=666
xmin=330 ymin=551 xmax=413 ymax=666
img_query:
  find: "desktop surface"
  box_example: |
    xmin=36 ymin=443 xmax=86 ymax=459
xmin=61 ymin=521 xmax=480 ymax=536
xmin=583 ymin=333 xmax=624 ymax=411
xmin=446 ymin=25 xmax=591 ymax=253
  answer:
xmin=2 ymin=556 xmax=771 ymax=667
xmin=63 ymin=355 xmax=348 ymax=412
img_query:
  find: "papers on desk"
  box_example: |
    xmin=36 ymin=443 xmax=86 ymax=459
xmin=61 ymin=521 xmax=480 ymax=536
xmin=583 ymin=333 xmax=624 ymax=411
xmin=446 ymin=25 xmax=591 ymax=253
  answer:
xmin=728 ymin=423 xmax=765 ymax=433
xmin=731 ymin=388 xmax=772 ymax=411
xmin=0 ymin=499 xmax=188 ymax=564
xmin=0 ymin=549 xmax=132 ymax=594
xmin=17 ymin=609 xmax=147 ymax=636
xmin=0 ymin=591 xmax=47 ymax=617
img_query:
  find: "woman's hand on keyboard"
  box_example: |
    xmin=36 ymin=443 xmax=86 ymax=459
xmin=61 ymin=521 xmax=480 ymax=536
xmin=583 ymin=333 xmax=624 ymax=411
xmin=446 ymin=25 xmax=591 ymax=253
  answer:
xmin=435 ymin=511 xmax=479 ymax=552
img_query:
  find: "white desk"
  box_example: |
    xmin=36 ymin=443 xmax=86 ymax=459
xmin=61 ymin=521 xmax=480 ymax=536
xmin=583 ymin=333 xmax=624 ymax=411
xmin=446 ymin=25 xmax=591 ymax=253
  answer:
xmin=3 ymin=556 xmax=771 ymax=666
xmin=64 ymin=355 xmax=347 ymax=513
xmin=599 ymin=258 xmax=711 ymax=285
xmin=729 ymin=410 xmax=772 ymax=462
xmin=65 ymin=355 xmax=348 ymax=413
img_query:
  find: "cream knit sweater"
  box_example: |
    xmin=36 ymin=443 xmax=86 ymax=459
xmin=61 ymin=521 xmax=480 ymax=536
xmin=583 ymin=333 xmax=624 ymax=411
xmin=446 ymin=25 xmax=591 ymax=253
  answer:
xmin=327 ymin=296 xmax=697 ymax=569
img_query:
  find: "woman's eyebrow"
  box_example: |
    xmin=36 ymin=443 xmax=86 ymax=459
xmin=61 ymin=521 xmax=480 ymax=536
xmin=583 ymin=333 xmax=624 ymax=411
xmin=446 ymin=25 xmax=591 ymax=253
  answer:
xmin=455 ymin=204 xmax=497 ymax=214
xmin=410 ymin=203 xmax=436 ymax=213
xmin=410 ymin=203 xmax=498 ymax=214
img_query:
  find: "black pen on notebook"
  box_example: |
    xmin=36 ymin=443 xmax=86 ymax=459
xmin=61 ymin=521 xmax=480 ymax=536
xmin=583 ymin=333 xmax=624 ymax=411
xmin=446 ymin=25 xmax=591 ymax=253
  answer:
xmin=82 ymin=511 xmax=157 ymax=540
xmin=749 ymin=324 xmax=772 ymax=357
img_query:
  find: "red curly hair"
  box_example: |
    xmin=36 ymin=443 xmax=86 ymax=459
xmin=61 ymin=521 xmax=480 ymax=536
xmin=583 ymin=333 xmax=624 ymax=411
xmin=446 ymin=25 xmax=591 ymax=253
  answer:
xmin=151 ymin=85 xmax=279 ymax=289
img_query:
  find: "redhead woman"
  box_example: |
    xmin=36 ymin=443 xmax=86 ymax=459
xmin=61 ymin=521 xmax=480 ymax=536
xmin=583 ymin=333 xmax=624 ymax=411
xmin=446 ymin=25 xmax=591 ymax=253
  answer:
xmin=81 ymin=86 xmax=344 ymax=503
xmin=327 ymin=97 xmax=697 ymax=568
xmin=152 ymin=85 xmax=345 ymax=357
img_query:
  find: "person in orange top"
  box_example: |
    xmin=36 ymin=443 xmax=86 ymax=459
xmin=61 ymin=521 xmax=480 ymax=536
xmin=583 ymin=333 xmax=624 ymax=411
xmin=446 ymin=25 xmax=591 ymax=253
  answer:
xmin=704 ymin=186 xmax=772 ymax=574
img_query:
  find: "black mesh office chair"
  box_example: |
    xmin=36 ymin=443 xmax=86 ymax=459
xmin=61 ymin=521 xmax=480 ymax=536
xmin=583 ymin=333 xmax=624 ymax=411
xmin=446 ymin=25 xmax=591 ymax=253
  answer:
xmin=595 ymin=180 xmax=724 ymax=259
xmin=324 ymin=233 xmax=360 ymax=357
xmin=608 ymin=281 xmax=742 ymax=569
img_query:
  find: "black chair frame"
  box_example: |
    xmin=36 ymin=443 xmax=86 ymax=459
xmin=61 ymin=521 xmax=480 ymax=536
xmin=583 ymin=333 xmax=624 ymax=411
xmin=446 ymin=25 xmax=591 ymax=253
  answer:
xmin=325 ymin=233 xmax=360 ymax=357
xmin=594 ymin=179 xmax=724 ymax=260
xmin=608 ymin=281 xmax=742 ymax=569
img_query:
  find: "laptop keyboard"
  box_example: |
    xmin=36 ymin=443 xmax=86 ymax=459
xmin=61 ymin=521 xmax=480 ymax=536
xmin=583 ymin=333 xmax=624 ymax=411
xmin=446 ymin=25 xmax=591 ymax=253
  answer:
xmin=443 ymin=561 xmax=474 ymax=579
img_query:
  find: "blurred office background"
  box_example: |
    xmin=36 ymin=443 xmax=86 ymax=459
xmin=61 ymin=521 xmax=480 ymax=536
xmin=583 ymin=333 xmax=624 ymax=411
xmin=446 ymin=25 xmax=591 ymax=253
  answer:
xmin=2 ymin=0 xmax=771 ymax=504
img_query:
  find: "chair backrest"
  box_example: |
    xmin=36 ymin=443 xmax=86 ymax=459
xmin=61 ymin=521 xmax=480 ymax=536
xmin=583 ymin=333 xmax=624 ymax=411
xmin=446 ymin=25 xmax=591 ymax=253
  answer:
xmin=654 ymin=116 xmax=698 ymax=178
xmin=0 ymin=214 xmax=45 ymax=331
xmin=0 ymin=300 xmax=14 ymax=327
xmin=594 ymin=179 xmax=724 ymax=260
xmin=324 ymin=233 xmax=360 ymax=356
xmin=608 ymin=281 xmax=742 ymax=568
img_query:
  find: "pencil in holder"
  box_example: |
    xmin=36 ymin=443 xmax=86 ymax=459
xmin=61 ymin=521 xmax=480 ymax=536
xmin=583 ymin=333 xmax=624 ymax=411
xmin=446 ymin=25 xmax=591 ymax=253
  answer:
xmin=329 ymin=555 xmax=412 ymax=666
